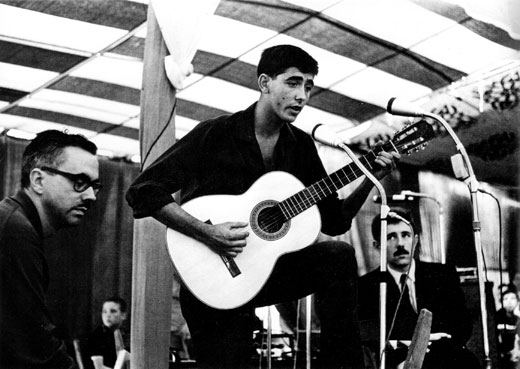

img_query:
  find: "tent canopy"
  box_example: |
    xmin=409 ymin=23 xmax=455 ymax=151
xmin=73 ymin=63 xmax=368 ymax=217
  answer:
xmin=0 ymin=0 xmax=519 ymax=185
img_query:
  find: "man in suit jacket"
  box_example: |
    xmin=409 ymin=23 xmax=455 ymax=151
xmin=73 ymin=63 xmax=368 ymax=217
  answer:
xmin=0 ymin=130 xmax=100 ymax=369
xmin=358 ymin=209 xmax=481 ymax=369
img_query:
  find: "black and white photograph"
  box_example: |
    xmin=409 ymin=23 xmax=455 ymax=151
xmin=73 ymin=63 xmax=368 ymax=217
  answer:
xmin=0 ymin=1 xmax=519 ymax=368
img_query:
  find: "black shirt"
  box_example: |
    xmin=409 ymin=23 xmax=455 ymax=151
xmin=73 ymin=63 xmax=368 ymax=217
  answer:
xmin=86 ymin=326 xmax=128 ymax=368
xmin=126 ymin=103 xmax=350 ymax=236
xmin=496 ymin=308 xmax=518 ymax=354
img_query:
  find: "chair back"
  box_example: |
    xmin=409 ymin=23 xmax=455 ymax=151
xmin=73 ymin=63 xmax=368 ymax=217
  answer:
xmin=73 ymin=339 xmax=86 ymax=369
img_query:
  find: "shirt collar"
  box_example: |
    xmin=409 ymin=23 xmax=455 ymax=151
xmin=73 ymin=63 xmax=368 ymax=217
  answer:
xmin=233 ymin=102 xmax=298 ymax=145
xmin=12 ymin=190 xmax=44 ymax=239
xmin=387 ymin=259 xmax=416 ymax=286
xmin=233 ymin=103 xmax=257 ymax=143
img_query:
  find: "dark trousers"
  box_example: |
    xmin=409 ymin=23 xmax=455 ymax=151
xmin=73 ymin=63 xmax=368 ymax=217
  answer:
xmin=422 ymin=340 xmax=482 ymax=369
xmin=180 ymin=241 xmax=364 ymax=369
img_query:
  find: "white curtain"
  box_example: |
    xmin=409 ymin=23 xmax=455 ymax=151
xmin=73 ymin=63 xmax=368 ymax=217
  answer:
xmin=150 ymin=0 xmax=221 ymax=89
xmin=444 ymin=0 xmax=520 ymax=40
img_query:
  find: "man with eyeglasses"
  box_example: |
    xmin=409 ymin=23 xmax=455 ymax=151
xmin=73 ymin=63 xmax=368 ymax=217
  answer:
xmin=0 ymin=129 xmax=100 ymax=369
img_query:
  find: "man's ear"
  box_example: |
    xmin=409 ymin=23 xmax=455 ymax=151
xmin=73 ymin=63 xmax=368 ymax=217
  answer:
xmin=29 ymin=169 xmax=45 ymax=195
xmin=413 ymin=234 xmax=419 ymax=248
xmin=373 ymin=240 xmax=380 ymax=250
xmin=258 ymin=74 xmax=270 ymax=94
xmin=121 ymin=312 xmax=128 ymax=321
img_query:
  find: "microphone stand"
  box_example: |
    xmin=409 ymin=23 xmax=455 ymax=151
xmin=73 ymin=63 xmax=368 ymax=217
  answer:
xmin=336 ymin=142 xmax=390 ymax=369
xmin=306 ymin=295 xmax=312 ymax=369
xmin=420 ymin=112 xmax=491 ymax=369
xmin=267 ymin=306 xmax=272 ymax=369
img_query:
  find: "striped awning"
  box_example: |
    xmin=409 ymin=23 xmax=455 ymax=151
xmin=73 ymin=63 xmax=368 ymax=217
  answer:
xmin=0 ymin=0 xmax=518 ymax=163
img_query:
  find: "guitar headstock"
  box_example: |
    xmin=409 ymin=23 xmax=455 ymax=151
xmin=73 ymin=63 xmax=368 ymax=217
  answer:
xmin=391 ymin=120 xmax=435 ymax=155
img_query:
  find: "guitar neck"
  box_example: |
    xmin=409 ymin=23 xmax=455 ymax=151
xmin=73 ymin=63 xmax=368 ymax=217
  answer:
xmin=278 ymin=143 xmax=392 ymax=220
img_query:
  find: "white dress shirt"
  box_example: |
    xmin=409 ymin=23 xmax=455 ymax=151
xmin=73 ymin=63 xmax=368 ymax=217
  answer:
xmin=388 ymin=260 xmax=418 ymax=313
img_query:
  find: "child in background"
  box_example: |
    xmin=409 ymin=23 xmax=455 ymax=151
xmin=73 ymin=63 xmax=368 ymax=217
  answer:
xmin=497 ymin=286 xmax=520 ymax=368
xmin=87 ymin=297 xmax=130 ymax=369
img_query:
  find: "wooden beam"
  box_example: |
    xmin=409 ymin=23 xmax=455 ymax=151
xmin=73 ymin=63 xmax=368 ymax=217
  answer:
xmin=130 ymin=4 xmax=177 ymax=369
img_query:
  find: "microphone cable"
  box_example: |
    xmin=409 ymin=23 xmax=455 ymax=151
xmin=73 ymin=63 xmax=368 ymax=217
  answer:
xmin=140 ymin=98 xmax=177 ymax=171
xmin=293 ymin=298 xmax=301 ymax=369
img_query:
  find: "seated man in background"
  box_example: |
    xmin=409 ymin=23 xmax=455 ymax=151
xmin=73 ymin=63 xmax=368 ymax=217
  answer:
xmin=87 ymin=297 xmax=130 ymax=369
xmin=358 ymin=209 xmax=481 ymax=369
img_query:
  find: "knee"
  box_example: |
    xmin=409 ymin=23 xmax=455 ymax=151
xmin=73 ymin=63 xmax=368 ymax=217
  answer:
xmin=331 ymin=240 xmax=355 ymax=257
xmin=327 ymin=241 xmax=357 ymax=267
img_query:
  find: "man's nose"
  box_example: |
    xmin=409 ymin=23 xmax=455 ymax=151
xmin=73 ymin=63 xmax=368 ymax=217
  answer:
xmin=295 ymin=85 xmax=308 ymax=102
xmin=82 ymin=186 xmax=97 ymax=201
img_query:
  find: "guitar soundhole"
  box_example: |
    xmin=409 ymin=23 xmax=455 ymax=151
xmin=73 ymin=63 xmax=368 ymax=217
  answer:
xmin=258 ymin=207 xmax=284 ymax=233
xmin=250 ymin=200 xmax=290 ymax=241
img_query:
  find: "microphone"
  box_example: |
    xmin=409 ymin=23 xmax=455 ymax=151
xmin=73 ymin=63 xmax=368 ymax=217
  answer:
xmin=386 ymin=97 xmax=426 ymax=118
xmin=301 ymin=121 xmax=376 ymax=148
xmin=388 ymin=211 xmax=412 ymax=227
xmin=400 ymin=190 xmax=435 ymax=199
xmin=373 ymin=194 xmax=409 ymax=203
xmin=373 ymin=191 xmax=441 ymax=203
xmin=309 ymin=123 xmax=342 ymax=147
xmin=400 ymin=190 xmax=443 ymax=212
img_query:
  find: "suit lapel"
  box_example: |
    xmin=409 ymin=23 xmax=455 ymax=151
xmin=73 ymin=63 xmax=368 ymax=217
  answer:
xmin=414 ymin=262 xmax=431 ymax=309
xmin=384 ymin=272 xmax=402 ymax=311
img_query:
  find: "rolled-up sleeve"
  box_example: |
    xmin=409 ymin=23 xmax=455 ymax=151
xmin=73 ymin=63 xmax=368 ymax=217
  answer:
xmin=125 ymin=178 xmax=176 ymax=219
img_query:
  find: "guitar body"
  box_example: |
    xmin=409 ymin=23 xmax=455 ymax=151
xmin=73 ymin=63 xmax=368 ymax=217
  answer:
xmin=166 ymin=120 xmax=435 ymax=310
xmin=166 ymin=171 xmax=321 ymax=310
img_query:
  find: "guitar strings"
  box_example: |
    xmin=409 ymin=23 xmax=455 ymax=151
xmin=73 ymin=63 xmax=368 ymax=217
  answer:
xmin=258 ymin=142 xmax=410 ymax=231
xmin=257 ymin=152 xmax=379 ymax=231
xmin=257 ymin=140 xmax=415 ymax=233
xmin=258 ymin=159 xmax=370 ymax=231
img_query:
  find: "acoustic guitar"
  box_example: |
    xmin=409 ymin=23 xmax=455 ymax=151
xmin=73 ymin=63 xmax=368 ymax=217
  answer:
xmin=166 ymin=121 xmax=435 ymax=309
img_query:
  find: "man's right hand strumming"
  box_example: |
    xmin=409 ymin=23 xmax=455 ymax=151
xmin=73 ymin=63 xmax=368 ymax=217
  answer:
xmin=205 ymin=221 xmax=249 ymax=258
xmin=153 ymin=202 xmax=249 ymax=258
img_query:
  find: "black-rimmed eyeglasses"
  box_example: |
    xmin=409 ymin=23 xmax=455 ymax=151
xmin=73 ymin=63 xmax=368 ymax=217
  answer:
xmin=40 ymin=166 xmax=102 ymax=195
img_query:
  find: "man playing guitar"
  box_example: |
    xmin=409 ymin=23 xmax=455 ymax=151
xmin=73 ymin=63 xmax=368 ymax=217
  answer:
xmin=126 ymin=44 xmax=400 ymax=369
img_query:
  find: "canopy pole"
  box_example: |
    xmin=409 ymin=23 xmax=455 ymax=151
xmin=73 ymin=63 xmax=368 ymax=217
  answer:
xmin=130 ymin=4 xmax=177 ymax=369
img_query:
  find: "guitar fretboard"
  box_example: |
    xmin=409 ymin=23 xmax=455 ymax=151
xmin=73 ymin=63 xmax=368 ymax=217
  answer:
xmin=277 ymin=143 xmax=390 ymax=220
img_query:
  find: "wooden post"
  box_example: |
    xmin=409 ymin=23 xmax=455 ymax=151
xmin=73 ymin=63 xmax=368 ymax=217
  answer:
xmin=403 ymin=309 xmax=432 ymax=369
xmin=130 ymin=4 xmax=177 ymax=369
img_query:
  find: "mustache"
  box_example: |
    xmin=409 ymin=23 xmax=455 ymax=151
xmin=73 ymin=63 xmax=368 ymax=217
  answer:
xmin=393 ymin=247 xmax=410 ymax=257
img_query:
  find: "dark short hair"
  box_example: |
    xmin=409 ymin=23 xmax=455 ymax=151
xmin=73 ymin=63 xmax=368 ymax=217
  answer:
xmin=21 ymin=130 xmax=97 ymax=188
xmin=257 ymin=44 xmax=319 ymax=78
xmin=371 ymin=208 xmax=416 ymax=242
xmin=500 ymin=284 xmax=518 ymax=299
xmin=103 ymin=296 xmax=127 ymax=313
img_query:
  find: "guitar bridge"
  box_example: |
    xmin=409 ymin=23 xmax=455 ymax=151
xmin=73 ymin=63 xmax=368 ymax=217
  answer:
xmin=221 ymin=255 xmax=241 ymax=278
xmin=205 ymin=219 xmax=241 ymax=278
